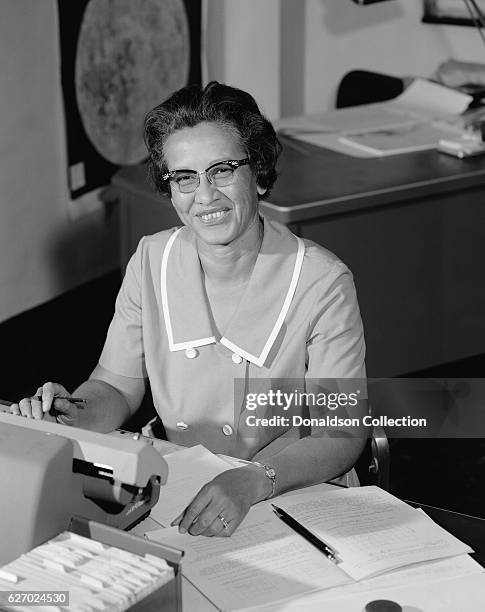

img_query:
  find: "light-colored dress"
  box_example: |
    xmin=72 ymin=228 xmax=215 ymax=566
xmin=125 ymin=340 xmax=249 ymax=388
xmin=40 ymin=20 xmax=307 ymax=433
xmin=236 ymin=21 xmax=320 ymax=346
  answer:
xmin=98 ymin=215 xmax=366 ymax=485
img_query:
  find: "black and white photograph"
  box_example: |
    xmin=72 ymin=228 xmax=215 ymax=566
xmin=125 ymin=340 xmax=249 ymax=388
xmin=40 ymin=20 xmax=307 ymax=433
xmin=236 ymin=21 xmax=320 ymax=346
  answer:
xmin=1 ymin=1 xmax=485 ymax=610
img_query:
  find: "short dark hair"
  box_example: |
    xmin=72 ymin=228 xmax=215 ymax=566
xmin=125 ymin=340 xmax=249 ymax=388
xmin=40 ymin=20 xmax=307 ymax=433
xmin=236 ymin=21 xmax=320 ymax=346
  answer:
xmin=143 ymin=81 xmax=282 ymax=197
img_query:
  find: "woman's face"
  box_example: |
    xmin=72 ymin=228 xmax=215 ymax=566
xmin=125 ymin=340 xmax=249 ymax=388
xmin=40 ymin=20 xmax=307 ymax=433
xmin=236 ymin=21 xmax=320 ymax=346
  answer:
xmin=163 ymin=121 xmax=264 ymax=247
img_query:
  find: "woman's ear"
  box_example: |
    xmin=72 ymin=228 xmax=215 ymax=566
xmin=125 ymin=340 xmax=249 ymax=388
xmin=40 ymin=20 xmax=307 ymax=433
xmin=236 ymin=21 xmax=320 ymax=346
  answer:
xmin=257 ymin=184 xmax=267 ymax=197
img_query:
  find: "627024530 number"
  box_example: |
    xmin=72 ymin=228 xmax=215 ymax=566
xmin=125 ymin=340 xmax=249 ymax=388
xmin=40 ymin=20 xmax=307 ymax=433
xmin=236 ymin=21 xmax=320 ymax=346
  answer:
xmin=0 ymin=591 xmax=69 ymax=606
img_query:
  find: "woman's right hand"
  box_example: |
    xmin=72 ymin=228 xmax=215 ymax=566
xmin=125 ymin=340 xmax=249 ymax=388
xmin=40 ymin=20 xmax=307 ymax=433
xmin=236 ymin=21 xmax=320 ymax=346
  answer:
xmin=9 ymin=382 xmax=80 ymax=426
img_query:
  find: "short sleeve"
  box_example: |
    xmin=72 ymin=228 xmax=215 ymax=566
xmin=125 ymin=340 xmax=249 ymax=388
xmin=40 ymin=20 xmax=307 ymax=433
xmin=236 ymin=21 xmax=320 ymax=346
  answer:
xmin=98 ymin=238 xmax=148 ymax=378
xmin=306 ymin=262 xmax=366 ymax=380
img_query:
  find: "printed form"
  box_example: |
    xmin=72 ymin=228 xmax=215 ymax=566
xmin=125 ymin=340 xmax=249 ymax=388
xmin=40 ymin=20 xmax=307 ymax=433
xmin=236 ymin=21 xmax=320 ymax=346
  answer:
xmin=148 ymin=505 xmax=351 ymax=610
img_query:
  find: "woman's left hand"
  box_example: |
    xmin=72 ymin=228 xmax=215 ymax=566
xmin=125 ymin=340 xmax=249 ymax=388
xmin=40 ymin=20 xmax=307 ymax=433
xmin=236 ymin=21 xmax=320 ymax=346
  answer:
xmin=171 ymin=465 xmax=268 ymax=537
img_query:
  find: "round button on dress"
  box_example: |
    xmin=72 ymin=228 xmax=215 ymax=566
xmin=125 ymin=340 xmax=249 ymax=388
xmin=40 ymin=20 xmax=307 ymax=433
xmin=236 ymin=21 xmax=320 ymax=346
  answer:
xmin=185 ymin=347 xmax=198 ymax=359
xmin=222 ymin=424 xmax=233 ymax=436
xmin=231 ymin=353 xmax=243 ymax=364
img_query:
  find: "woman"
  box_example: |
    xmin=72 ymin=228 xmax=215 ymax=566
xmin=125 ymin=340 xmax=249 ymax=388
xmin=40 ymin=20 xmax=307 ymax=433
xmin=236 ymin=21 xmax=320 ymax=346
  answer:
xmin=10 ymin=82 xmax=367 ymax=537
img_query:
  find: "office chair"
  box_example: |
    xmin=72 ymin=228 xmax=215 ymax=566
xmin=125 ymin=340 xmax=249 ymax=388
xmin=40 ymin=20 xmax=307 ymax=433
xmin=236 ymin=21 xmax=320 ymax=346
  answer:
xmin=336 ymin=69 xmax=404 ymax=108
xmin=360 ymin=378 xmax=454 ymax=493
xmin=355 ymin=423 xmax=390 ymax=490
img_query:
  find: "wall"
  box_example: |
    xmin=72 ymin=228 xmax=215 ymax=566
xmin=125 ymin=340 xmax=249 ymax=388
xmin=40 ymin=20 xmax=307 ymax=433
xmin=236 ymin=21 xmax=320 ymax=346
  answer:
xmin=303 ymin=0 xmax=485 ymax=113
xmin=1 ymin=0 xmax=484 ymax=323
xmin=0 ymin=0 xmax=119 ymax=323
xmin=204 ymin=0 xmax=281 ymax=119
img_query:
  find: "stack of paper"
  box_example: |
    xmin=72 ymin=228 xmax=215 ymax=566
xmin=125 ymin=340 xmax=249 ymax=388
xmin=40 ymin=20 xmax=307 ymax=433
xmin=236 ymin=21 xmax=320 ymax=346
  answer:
xmin=147 ymin=485 xmax=477 ymax=611
xmin=277 ymin=79 xmax=473 ymax=158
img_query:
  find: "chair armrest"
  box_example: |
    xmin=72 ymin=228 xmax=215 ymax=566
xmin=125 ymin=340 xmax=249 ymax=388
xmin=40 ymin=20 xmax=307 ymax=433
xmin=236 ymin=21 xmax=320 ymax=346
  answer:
xmin=369 ymin=424 xmax=390 ymax=491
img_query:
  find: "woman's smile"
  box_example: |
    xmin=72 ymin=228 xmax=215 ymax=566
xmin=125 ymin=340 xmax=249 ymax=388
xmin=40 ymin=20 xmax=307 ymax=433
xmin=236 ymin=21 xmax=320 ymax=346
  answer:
xmin=196 ymin=207 xmax=231 ymax=224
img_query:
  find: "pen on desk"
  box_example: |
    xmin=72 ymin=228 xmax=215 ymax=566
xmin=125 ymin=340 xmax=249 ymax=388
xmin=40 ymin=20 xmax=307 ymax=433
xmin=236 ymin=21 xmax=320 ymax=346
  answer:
xmin=271 ymin=504 xmax=340 ymax=564
xmin=33 ymin=395 xmax=87 ymax=406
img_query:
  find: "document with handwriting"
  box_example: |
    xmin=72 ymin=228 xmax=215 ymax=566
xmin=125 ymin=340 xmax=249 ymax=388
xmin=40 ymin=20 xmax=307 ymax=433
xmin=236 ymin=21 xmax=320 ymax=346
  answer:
xmin=277 ymin=486 xmax=472 ymax=581
xmin=147 ymin=505 xmax=352 ymax=610
xmin=147 ymin=486 xmax=473 ymax=610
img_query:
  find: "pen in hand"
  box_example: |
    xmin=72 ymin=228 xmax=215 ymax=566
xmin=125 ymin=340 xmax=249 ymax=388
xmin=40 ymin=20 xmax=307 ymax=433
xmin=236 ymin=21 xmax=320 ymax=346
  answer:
xmin=32 ymin=395 xmax=87 ymax=407
xmin=271 ymin=504 xmax=340 ymax=564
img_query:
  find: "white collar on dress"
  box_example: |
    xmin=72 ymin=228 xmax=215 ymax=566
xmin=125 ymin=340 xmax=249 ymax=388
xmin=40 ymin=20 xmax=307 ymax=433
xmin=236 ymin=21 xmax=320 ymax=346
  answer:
xmin=160 ymin=216 xmax=305 ymax=367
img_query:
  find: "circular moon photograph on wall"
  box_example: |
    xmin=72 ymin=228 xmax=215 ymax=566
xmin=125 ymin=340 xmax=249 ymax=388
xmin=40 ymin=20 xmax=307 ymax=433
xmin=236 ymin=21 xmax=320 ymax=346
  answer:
xmin=75 ymin=0 xmax=190 ymax=165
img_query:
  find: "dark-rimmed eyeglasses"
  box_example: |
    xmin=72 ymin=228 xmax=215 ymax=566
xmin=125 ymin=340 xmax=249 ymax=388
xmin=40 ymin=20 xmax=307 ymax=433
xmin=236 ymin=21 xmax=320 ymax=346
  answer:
xmin=162 ymin=158 xmax=250 ymax=193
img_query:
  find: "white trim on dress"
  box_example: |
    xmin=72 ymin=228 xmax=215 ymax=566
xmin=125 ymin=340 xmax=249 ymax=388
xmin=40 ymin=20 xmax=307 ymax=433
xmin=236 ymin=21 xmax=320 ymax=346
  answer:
xmin=220 ymin=236 xmax=305 ymax=367
xmin=160 ymin=228 xmax=216 ymax=352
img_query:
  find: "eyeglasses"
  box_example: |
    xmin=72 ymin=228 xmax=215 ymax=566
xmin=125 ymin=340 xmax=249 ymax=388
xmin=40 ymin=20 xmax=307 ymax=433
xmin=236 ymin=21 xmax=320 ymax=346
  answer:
xmin=163 ymin=158 xmax=250 ymax=193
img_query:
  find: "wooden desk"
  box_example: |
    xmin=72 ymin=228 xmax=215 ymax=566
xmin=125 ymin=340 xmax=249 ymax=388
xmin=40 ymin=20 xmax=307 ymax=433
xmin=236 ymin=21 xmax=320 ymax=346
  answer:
xmin=112 ymin=142 xmax=485 ymax=376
